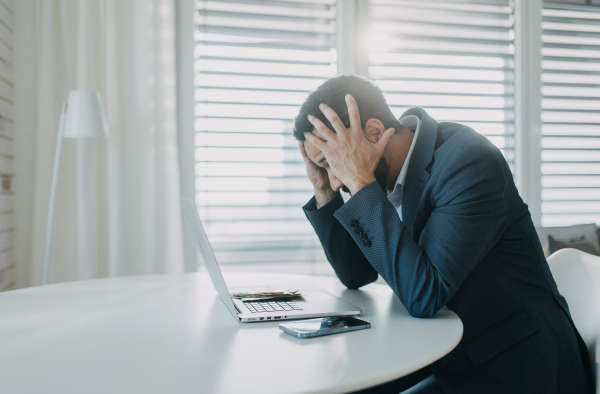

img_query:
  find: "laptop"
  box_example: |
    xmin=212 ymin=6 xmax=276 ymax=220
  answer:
xmin=181 ymin=198 xmax=362 ymax=323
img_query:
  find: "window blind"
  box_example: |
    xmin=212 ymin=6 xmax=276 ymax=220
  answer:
xmin=194 ymin=0 xmax=336 ymax=267
xmin=541 ymin=2 xmax=600 ymax=226
xmin=367 ymin=0 xmax=516 ymax=171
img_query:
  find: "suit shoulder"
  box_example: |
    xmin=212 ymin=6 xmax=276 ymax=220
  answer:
xmin=438 ymin=122 xmax=497 ymax=150
xmin=435 ymin=122 xmax=507 ymax=169
xmin=430 ymin=130 xmax=509 ymax=208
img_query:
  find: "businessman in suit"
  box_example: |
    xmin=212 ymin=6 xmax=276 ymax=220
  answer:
xmin=294 ymin=75 xmax=593 ymax=393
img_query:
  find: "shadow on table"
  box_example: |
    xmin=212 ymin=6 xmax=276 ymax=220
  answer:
xmin=340 ymin=290 xmax=433 ymax=394
xmin=351 ymin=366 xmax=432 ymax=394
xmin=193 ymin=297 xmax=239 ymax=393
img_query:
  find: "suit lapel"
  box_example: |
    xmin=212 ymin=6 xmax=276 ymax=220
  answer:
xmin=400 ymin=108 xmax=438 ymax=237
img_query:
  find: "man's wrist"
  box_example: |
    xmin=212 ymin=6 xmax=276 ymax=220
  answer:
xmin=314 ymin=186 xmax=338 ymax=207
xmin=348 ymin=176 xmax=377 ymax=196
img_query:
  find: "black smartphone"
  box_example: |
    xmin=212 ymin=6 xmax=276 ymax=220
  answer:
xmin=279 ymin=316 xmax=371 ymax=338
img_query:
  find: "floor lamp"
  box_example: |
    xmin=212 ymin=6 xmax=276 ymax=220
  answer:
xmin=42 ymin=90 xmax=110 ymax=285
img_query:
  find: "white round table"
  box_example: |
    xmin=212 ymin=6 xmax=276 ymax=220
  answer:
xmin=0 ymin=271 xmax=462 ymax=394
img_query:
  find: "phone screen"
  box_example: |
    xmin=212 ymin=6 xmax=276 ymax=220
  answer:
xmin=279 ymin=316 xmax=370 ymax=338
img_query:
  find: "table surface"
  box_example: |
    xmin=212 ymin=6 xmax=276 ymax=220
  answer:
xmin=0 ymin=271 xmax=463 ymax=394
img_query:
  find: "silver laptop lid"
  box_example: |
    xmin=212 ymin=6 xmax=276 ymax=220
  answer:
xmin=181 ymin=198 xmax=239 ymax=318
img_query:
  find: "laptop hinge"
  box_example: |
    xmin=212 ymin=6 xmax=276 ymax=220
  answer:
xmin=233 ymin=300 xmax=242 ymax=314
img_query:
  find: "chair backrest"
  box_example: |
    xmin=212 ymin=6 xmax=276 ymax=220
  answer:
xmin=547 ymin=248 xmax=600 ymax=393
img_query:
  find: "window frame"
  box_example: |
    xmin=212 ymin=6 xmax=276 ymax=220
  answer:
xmin=177 ymin=0 xmax=600 ymax=272
xmin=176 ymin=0 xmax=199 ymax=272
xmin=515 ymin=0 xmax=543 ymax=226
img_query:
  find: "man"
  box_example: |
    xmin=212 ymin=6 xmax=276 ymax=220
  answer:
xmin=293 ymin=75 xmax=592 ymax=393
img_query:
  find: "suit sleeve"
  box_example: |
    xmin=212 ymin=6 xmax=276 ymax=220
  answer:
xmin=334 ymin=143 xmax=507 ymax=317
xmin=303 ymin=193 xmax=379 ymax=289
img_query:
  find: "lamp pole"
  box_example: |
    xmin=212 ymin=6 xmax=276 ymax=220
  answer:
xmin=42 ymin=91 xmax=109 ymax=285
xmin=43 ymin=102 xmax=68 ymax=285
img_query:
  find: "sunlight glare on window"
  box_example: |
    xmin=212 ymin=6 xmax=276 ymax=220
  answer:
xmin=367 ymin=0 xmax=515 ymax=169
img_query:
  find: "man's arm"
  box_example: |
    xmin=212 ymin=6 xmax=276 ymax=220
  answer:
xmin=303 ymin=193 xmax=378 ymax=289
xmin=296 ymin=136 xmax=378 ymax=289
xmin=334 ymin=143 xmax=508 ymax=317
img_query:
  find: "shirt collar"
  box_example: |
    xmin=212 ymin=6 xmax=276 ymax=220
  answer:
xmin=387 ymin=115 xmax=421 ymax=197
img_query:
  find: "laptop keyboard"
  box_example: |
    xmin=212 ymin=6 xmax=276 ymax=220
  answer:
xmin=245 ymin=301 xmax=303 ymax=313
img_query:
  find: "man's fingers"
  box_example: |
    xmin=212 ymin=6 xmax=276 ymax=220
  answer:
xmin=307 ymin=114 xmax=335 ymax=141
xmin=298 ymin=140 xmax=308 ymax=158
xmin=298 ymin=141 xmax=312 ymax=164
xmin=303 ymin=131 xmax=328 ymax=152
xmin=375 ymin=127 xmax=396 ymax=153
xmin=319 ymin=104 xmax=347 ymax=137
xmin=345 ymin=94 xmax=361 ymax=133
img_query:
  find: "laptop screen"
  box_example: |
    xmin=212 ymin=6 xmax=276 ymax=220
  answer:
xmin=181 ymin=198 xmax=239 ymax=319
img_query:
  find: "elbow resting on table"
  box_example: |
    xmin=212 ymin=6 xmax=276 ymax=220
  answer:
xmin=339 ymin=277 xmax=372 ymax=290
xmin=401 ymin=292 xmax=444 ymax=318
xmin=405 ymin=304 xmax=437 ymax=319
xmin=398 ymin=261 xmax=449 ymax=318
xmin=337 ymin=270 xmax=378 ymax=290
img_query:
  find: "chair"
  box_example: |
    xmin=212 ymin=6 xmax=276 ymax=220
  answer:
xmin=547 ymin=248 xmax=600 ymax=393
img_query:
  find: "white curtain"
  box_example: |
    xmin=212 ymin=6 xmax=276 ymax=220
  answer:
xmin=26 ymin=0 xmax=184 ymax=285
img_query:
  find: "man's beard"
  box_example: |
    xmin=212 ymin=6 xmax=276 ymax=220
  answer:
xmin=341 ymin=158 xmax=389 ymax=194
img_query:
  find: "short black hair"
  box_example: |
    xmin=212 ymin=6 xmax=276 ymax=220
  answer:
xmin=293 ymin=75 xmax=402 ymax=141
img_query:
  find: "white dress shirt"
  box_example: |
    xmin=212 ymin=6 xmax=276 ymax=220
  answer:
xmin=386 ymin=115 xmax=421 ymax=221
xmin=315 ymin=115 xmax=421 ymax=219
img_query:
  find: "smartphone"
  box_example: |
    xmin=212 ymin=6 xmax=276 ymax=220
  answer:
xmin=279 ymin=316 xmax=371 ymax=338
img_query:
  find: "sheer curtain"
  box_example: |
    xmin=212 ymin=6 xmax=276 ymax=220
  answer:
xmin=22 ymin=0 xmax=184 ymax=286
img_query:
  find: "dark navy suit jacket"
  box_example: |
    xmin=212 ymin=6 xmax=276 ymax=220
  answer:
xmin=303 ymin=108 xmax=593 ymax=393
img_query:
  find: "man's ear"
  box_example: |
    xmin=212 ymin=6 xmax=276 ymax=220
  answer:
xmin=363 ymin=118 xmax=386 ymax=143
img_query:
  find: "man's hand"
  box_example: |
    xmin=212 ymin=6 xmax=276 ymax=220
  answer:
xmin=304 ymin=94 xmax=395 ymax=195
xmin=298 ymin=140 xmax=338 ymax=206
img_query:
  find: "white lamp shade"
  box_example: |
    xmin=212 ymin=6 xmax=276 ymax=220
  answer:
xmin=63 ymin=90 xmax=109 ymax=138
